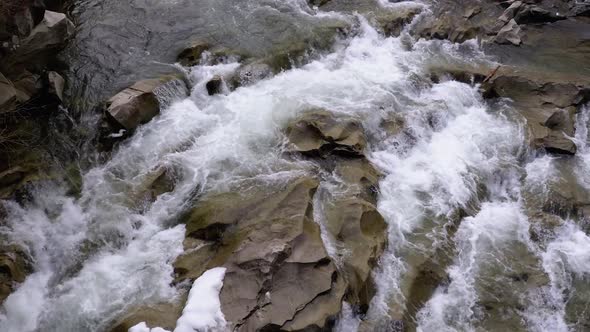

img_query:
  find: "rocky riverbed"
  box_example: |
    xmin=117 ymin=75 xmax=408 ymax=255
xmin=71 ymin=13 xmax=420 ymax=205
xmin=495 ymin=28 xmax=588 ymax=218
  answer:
xmin=1 ymin=0 xmax=590 ymax=331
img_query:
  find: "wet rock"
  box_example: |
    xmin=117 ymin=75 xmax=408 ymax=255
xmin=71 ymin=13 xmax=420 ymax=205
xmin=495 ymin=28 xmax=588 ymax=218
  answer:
xmin=106 ymin=76 xmax=188 ymax=130
xmin=176 ymin=41 xmax=209 ymax=67
xmin=205 ymin=75 xmax=223 ymax=96
xmin=0 ymin=244 xmax=33 ymax=305
xmin=375 ymin=5 xmax=423 ymax=37
xmin=494 ymin=20 xmax=521 ymax=46
xmin=308 ymin=0 xmax=331 ymax=7
xmin=535 ymin=107 xmax=577 ymax=155
xmin=285 ymin=109 xmax=366 ymax=157
xmin=233 ymin=62 xmax=273 ymax=87
xmin=410 ymin=0 xmax=504 ymax=43
xmin=480 ymin=69 xmax=588 ymax=152
xmin=178 ymin=177 xmax=346 ymax=331
xmin=0 ymin=72 xmax=17 ymax=113
xmin=110 ymin=301 xmax=185 ymax=332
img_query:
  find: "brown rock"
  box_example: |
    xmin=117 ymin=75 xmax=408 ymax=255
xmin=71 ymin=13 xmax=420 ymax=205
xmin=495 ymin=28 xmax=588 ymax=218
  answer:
xmin=285 ymin=109 xmax=367 ymax=157
xmin=178 ymin=177 xmax=345 ymax=331
xmin=106 ymin=77 xmax=188 ymax=130
xmin=110 ymin=301 xmax=185 ymax=332
xmin=0 ymin=245 xmax=32 ymax=305
xmin=535 ymin=107 xmax=577 ymax=155
xmin=177 ymin=41 xmax=209 ymax=67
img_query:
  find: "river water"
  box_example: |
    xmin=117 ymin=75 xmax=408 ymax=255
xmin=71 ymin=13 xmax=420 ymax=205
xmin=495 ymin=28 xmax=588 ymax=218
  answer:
xmin=1 ymin=0 xmax=590 ymax=331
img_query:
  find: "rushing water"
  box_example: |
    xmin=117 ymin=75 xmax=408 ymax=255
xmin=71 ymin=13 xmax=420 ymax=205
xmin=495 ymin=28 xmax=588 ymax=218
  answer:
xmin=2 ymin=1 xmax=590 ymax=331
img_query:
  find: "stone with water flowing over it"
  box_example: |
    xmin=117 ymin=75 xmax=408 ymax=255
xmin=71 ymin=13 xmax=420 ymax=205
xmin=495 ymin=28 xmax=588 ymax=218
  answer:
xmin=106 ymin=77 xmax=188 ymax=130
xmin=536 ymin=107 xmax=577 ymax=155
xmin=176 ymin=41 xmax=209 ymax=67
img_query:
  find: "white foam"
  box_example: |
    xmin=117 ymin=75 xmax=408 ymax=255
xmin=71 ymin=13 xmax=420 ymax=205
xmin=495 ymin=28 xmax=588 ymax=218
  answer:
xmin=415 ymin=202 xmax=530 ymax=331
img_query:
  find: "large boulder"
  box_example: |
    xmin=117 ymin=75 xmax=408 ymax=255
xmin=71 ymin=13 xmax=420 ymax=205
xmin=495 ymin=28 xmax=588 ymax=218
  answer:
xmin=106 ymin=77 xmax=188 ymax=130
xmin=10 ymin=10 xmax=74 ymax=63
xmin=176 ymin=177 xmax=346 ymax=331
xmin=481 ymin=70 xmax=588 ymax=154
xmin=285 ymin=110 xmax=367 ymax=157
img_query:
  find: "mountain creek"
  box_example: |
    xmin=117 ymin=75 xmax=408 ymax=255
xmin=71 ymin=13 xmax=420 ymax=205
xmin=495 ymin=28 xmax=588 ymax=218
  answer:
xmin=0 ymin=0 xmax=590 ymax=331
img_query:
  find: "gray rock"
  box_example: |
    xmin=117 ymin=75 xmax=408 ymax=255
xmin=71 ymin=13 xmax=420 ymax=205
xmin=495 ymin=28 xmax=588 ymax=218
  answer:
xmin=16 ymin=10 xmax=74 ymax=58
xmin=0 ymin=72 xmax=17 ymax=113
xmin=47 ymin=71 xmax=64 ymax=101
xmin=498 ymin=1 xmax=523 ymax=23
xmin=495 ymin=19 xmax=521 ymax=46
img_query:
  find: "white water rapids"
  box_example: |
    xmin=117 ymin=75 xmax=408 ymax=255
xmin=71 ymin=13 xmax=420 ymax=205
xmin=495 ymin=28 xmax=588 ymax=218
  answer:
xmin=1 ymin=1 xmax=589 ymax=331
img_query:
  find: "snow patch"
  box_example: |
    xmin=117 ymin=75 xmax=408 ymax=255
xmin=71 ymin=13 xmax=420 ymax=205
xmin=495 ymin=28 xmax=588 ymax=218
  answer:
xmin=129 ymin=267 xmax=227 ymax=332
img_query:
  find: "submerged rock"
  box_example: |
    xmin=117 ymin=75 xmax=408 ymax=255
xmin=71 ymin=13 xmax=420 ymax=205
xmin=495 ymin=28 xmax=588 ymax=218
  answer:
xmin=232 ymin=61 xmax=273 ymax=87
xmin=106 ymin=76 xmax=188 ymax=130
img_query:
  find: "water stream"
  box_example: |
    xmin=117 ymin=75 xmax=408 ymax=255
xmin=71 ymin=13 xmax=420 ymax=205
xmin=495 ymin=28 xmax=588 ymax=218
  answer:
xmin=1 ymin=1 xmax=589 ymax=331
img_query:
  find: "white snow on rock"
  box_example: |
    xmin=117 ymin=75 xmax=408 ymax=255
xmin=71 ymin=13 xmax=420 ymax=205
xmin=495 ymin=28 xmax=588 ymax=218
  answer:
xmin=129 ymin=267 xmax=228 ymax=332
